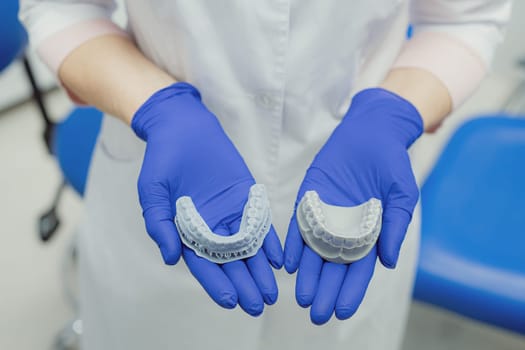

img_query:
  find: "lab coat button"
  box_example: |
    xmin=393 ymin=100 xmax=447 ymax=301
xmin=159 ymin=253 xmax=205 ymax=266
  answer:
xmin=256 ymin=94 xmax=276 ymax=109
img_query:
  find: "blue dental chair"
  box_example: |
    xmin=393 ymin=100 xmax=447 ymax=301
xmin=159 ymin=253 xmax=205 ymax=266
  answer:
xmin=0 ymin=0 xmax=103 ymax=241
xmin=415 ymin=116 xmax=525 ymax=335
xmin=39 ymin=107 xmax=102 ymax=241
xmin=1 ymin=2 xmax=101 ymax=349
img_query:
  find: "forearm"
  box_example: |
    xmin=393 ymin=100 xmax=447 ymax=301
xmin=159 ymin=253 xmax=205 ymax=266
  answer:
xmin=380 ymin=67 xmax=452 ymax=132
xmin=382 ymin=0 xmax=513 ymax=132
xmin=58 ymin=35 xmax=176 ymax=124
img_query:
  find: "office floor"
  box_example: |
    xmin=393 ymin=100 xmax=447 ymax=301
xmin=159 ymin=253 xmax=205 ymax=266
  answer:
xmin=1 ymin=81 xmax=524 ymax=350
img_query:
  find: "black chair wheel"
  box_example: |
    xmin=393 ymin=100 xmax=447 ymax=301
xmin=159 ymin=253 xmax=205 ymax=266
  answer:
xmin=38 ymin=207 xmax=60 ymax=242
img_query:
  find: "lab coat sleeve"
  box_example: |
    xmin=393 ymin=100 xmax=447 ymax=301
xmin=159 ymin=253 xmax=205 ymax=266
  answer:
xmin=392 ymin=0 xmax=513 ymax=108
xmin=19 ymin=0 xmax=128 ymax=75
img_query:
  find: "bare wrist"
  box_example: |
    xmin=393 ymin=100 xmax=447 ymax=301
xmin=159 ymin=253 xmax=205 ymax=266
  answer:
xmin=380 ymin=67 xmax=452 ymax=131
xmin=121 ymin=72 xmax=176 ymax=125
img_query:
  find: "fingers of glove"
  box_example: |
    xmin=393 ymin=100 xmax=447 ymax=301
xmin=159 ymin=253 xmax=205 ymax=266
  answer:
xmin=142 ymin=204 xmax=181 ymax=265
xmin=335 ymin=247 xmax=377 ymax=320
xmin=284 ymin=215 xmax=304 ymax=273
xmin=262 ymin=225 xmax=284 ymax=269
xmin=245 ymin=250 xmax=279 ymax=305
xmin=225 ymin=217 xmax=271 ymax=312
xmin=182 ymin=247 xmax=238 ymax=309
xmin=295 ymin=246 xmax=323 ymax=307
xmin=222 ymin=261 xmax=264 ymax=316
xmin=225 ymin=216 xmax=282 ymax=270
xmin=378 ymin=207 xmax=412 ymax=268
xmin=310 ymin=262 xmax=347 ymax=325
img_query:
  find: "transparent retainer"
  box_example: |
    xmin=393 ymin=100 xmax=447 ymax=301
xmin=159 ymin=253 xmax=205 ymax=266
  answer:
xmin=296 ymin=191 xmax=382 ymax=264
xmin=174 ymin=184 xmax=271 ymax=264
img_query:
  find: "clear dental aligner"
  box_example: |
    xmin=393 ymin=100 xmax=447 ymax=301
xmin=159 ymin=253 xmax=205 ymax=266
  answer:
xmin=174 ymin=184 xmax=271 ymax=264
xmin=296 ymin=191 xmax=382 ymax=264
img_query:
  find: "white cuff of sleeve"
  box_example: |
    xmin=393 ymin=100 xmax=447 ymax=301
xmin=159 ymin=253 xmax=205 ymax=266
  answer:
xmin=392 ymin=31 xmax=486 ymax=109
xmin=37 ymin=18 xmax=128 ymax=75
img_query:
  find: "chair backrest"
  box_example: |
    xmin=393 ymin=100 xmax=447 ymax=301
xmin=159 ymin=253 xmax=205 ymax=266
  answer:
xmin=421 ymin=116 xmax=525 ymax=272
xmin=0 ymin=0 xmax=28 ymax=72
xmin=54 ymin=107 xmax=103 ymax=196
xmin=418 ymin=116 xmax=525 ymax=333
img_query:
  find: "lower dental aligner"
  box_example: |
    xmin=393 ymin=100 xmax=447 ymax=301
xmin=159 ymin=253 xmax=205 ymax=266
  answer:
xmin=174 ymin=184 xmax=271 ymax=264
xmin=296 ymin=191 xmax=382 ymax=263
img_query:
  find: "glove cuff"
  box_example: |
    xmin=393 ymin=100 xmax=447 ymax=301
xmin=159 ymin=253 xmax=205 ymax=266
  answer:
xmin=350 ymin=88 xmax=424 ymax=148
xmin=131 ymin=82 xmax=202 ymax=141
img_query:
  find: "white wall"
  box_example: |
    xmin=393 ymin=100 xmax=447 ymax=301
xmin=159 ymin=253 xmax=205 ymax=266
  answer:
xmin=491 ymin=1 xmax=525 ymax=78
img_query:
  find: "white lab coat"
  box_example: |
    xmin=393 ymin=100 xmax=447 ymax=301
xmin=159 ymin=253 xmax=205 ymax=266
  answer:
xmin=19 ymin=1 xmax=511 ymax=349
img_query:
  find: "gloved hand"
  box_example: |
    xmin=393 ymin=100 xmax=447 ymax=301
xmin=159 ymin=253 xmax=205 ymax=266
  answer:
xmin=132 ymin=82 xmax=283 ymax=316
xmin=284 ymin=88 xmax=423 ymax=324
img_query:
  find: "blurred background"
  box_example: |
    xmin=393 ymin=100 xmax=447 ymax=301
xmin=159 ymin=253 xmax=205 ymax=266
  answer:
xmin=1 ymin=1 xmax=524 ymax=349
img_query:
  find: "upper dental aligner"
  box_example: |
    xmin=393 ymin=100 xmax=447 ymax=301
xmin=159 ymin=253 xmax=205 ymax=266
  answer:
xmin=297 ymin=191 xmax=382 ymax=263
xmin=174 ymin=184 xmax=272 ymax=263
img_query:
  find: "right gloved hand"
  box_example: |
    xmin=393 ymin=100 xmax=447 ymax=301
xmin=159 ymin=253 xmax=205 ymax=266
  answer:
xmin=131 ymin=82 xmax=283 ymax=316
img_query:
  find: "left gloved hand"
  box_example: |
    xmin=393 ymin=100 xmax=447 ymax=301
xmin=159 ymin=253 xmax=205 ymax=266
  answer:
xmin=284 ymin=88 xmax=423 ymax=325
xmin=131 ymin=82 xmax=283 ymax=316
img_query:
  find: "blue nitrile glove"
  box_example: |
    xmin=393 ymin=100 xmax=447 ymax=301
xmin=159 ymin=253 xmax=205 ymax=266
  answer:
xmin=132 ymin=82 xmax=283 ymax=316
xmin=284 ymin=88 xmax=423 ymax=325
